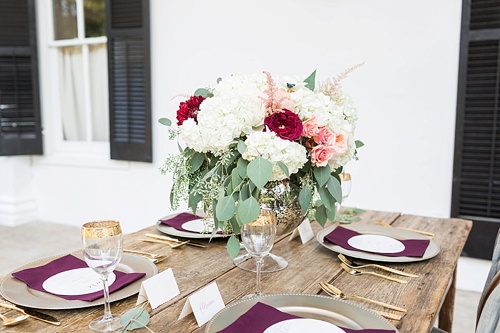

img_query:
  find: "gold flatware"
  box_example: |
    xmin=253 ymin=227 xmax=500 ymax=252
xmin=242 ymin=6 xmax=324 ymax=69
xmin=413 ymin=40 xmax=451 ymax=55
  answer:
xmin=338 ymin=254 xmax=419 ymax=278
xmin=340 ymin=263 xmax=408 ymax=283
xmin=141 ymin=238 xmax=189 ymax=249
xmin=124 ymin=249 xmax=162 ymax=258
xmin=319 ymin=282 xmax=407 ymax=313
xmin=0 ymin=312 xmax=29 ymax=326
xmin=145 ymin=233 xmax=206 ymax=248
xmin=319 ymin=284 xmax=402 ymax=321
xmin=375 ymin=220 xmax=434 ymax=238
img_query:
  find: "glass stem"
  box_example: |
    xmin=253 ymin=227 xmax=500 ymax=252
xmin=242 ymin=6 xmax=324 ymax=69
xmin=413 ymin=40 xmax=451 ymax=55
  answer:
xmin=101 ymin=276 xmax=113 ymax=320
xmin=255 ymin=256 xmax=263 ymax=296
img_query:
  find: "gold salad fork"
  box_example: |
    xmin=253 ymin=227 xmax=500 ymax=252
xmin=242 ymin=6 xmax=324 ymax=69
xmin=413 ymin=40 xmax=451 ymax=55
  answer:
xmin=338 ymin=254 xmax=419 ymax=278
xmin=319 ymin=282 xmax=404 ymax=321
xmin=123 ymin=249 xmax=167 ymax=264
xmin=340 ymin=263 xmax=408 ymax=283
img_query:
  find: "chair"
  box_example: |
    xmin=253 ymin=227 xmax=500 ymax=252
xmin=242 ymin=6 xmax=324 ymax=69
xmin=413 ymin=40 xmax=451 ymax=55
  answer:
xmin=432 ymin=230 xmax=500 ymax=333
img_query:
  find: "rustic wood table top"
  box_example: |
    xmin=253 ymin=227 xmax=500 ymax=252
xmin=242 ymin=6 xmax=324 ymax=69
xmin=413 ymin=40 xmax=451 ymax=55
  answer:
xmin=0 ymin=209 xmax=472 ymax=333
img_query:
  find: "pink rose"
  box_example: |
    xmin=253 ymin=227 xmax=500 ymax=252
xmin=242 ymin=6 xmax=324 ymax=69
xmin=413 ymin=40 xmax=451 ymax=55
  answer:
xmin=310 ymin=144 xmax=335 ymax=167
xmin=314 ymin=127 xmax=335 ymax=145
xmin=333 ymin=133 xmax=348 ymax=155
xmin=302 ymin=118 xmax=319 ymax=138
xmin=264 ymin=109 xmax=303 ymax=141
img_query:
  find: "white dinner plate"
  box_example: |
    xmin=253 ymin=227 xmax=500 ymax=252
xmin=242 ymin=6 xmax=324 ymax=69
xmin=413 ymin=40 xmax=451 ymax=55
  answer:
xmin=156 ymin=216 xmax=226 ymax=239
xmin=264 ymin=318 xmax=345 ymax=333
xmin=0 ymin=252 xmax=157 ymax=310
xmin=181 ymin=218 xmax=219 ymax=233
xmin=316 ymin=224 xmax=440 ymax=263
xmin=204 ymin=294 xmax=398 ymax=332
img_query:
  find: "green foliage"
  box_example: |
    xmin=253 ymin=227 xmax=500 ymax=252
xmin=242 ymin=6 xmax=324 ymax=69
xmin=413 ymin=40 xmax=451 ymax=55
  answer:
xmin=158 ymin=117 xmax=172 ymax=126
xmin=304 ymin=70 xmax=317 ymax=91
xmin=227 ymin=235 xmax=241 ymax=258
xmin=120 ymin=306 xmax=150 ymax=331
xmin=247 ymin=157 xmax=272 ymax=189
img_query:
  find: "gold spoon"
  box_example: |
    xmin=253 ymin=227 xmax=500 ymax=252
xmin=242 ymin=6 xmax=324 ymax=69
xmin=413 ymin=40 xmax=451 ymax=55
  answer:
xmin=340 ymin=263 xmax=408 ymax=283
xmin=0 ymin=312 xmax=29 ymax=326
xmin=319 ymin=282 xmax=407 ymax=313
xmin=338 ymin=254 xmax=419 ymax=278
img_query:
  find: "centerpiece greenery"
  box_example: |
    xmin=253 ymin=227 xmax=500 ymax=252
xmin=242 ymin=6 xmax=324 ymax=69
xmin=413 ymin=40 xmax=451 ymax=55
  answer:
xmin=160 ymin=67 xmax=363 ymax=257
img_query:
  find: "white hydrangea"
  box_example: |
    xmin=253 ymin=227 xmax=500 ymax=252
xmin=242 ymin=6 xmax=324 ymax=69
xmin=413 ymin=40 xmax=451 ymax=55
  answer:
xmin=242 ymin=131 xmax=308 ymax=181
xmin=180 ymin=73 xmax=268 ymax=153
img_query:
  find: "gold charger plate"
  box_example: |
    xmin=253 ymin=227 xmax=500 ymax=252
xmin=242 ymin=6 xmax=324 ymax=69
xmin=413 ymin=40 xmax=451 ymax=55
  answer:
xmin=0 ymin=252 xmax=157 ymax=310
xmin=204 ymin=293 xmax=398 ymax=332
xmin=316 ymin=224 xmax=440 ymax=263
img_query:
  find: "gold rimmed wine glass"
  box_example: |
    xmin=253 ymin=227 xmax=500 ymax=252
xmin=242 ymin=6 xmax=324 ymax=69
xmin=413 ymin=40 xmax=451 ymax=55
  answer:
xmin=240 ymin=209 xmax=277 ymax=298
xmin=335 ymin=172 xmax=352 ymax=221
xmin=82 ymin=220 xmax=123 ymax=332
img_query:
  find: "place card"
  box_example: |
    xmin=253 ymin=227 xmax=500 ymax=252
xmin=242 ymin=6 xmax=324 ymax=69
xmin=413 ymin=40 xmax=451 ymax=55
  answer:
xmin=136 ymin=268 xmax=180 ymax=309
xmin=288 ymin=219 xmax=314 ymax=244
xmin=178 ymin=282 xmax=225 ymax=326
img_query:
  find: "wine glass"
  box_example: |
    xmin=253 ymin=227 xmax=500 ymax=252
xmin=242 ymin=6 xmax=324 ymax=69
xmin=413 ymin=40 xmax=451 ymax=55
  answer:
xmin=81 ymin=220 xmax=123 ymax=332
xmin=240 ymin=209 xmax=277 ymax=298
xmin=335 ymin=173 xmax=352 ymax=221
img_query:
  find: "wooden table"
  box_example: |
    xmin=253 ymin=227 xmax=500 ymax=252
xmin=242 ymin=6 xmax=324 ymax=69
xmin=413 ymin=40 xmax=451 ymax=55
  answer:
xmin=1 ymin=209 xmax=472 ymax=332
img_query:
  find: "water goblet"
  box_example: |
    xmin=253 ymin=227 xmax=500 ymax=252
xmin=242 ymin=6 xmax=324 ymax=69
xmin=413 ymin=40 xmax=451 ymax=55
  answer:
xmin=241 ymin=209 xmax=277 ymax=298
xmin=82 ymin=220 xmax=123 ymax=332
xmin=335 ymin=172 xmax=352 ymax=221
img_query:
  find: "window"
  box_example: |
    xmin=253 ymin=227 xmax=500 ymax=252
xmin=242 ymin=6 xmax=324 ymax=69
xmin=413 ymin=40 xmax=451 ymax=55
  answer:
xmin=52 ymin=0 xmax=109 ymax=143
xmin=452 ymin=0 xmax=500 ymax=259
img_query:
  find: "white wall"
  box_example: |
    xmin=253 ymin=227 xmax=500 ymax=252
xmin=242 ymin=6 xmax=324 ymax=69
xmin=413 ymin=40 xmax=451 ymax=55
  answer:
xmin=23 ymin=0 xmax=461 ymax=233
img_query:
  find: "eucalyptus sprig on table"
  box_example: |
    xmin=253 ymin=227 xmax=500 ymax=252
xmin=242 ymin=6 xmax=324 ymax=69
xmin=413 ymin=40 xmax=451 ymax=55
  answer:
xmin=119 ymin=301 xmax=154 ymax=332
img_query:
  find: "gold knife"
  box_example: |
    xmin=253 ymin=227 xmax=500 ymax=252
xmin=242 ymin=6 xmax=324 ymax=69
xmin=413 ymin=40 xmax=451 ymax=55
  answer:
xmin=145 ymin=233 xmax=206 ymax=248
xmin=0 ymin=302 xmax=61 ymax=326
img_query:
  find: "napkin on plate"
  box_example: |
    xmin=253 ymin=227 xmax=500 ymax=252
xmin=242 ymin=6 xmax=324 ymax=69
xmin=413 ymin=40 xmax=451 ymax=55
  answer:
xmin=159 ymin=212 xmax=202 ymax=231
xmin=217 ymin=302 xmax=395 ymax=333
xmin=12 ymin=254 xmax=145 ymax=302
xmin=324 ymin=226 xmax=430 ymax=258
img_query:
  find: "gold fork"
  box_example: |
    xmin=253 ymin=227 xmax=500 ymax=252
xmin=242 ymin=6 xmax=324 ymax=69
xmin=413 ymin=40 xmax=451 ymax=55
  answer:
xmin=319 ymin=282 xmax=407 ymax=313
xmin=319 ymin=283 xmax=403 ymax=321
xmin=338 ymin=254 xmax=419 ymax=278
xmin=375 ymin=220 xmax=434 ymax=238
xmin=340 ymin=263 xmax=408 ymax=283
xmin=124 ymin=249 xmax=162 ymax=258
xmin=141 ymin=238 xmax=189 ymax=248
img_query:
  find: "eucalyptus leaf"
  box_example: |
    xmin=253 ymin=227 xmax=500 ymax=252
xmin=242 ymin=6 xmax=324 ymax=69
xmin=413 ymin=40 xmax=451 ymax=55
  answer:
xmin=158 ymin=117 xmax=172 ymax=126
xmin=303 ymin=70 xmax=317 ymax=91
xmin=120 ymin=307 xmax=150 ymax=330
xmin=189 ymin=152 xmax=205 ymax=173
xmin=227 ymin=235 xmax=241 ymax=258
xmin=247 ymin=157 xmax=272 ymax=189
xmin=194 ymin=87 xmax=210 ymax=97
xmin=315 ymin=204 xmax=327 ymax=227
xmin=355 ymin=140 xmax=364 ymax=148
xmin=216 ymin=195 xmax=236 ymax=221
xmin=298 ymin=186 xmax=312 ymax=213
xmin=231 ymin=168 xmax=242 ymax=191
xmin=188 ymin=191 xmax=202 ymax=212
xmin=326 ymin=176 xmax=342 ymax=203
xmin=317 ymin=185 xmax=335 ymax=212
xmin=276 ymin=161 xmax=290 ymax=178
xmin=313 ymin=166 xmax=330 ymax=187
xmin=325 ymin=206 xmax=336 ymax=221
xmin=236 ymin=157 xmax=248 ymax=179
xmin=239 ymin=183 xmax=251 ymax=201
xmin=237 ymin=140 xmax=247 ymax=155
xmin=236 ymin=197 xmax=260 ymax=224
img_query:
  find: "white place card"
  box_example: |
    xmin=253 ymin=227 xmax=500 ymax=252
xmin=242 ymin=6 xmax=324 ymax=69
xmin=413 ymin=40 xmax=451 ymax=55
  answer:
xmin=288 ymin=219 xmax=314 ymax=244
xmin=178 ymin=282 xmax=225 ymax=326
xmin=136 ymin=268 xmax=180 ymax=309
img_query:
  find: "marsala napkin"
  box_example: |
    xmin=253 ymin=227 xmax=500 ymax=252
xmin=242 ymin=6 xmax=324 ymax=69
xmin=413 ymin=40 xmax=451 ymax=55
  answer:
xmin=160 ymin=212 xmax=202 ymax=231
xmin=324 ymin=226 xmax=430 ymax=258
xmin=217 ymin=302 xmax=395 ymax=333
xmin=12 ymin=254 xmax=145 ymax=302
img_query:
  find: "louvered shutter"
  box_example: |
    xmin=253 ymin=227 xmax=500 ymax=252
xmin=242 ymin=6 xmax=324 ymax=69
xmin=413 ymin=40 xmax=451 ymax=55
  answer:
xmin=106 ymin=0 xmax=151 ymax=162
xmin=452 ymin=0 xmax=500 ymax=259
xmin=0 ymin=0 xmax=42 ymax=156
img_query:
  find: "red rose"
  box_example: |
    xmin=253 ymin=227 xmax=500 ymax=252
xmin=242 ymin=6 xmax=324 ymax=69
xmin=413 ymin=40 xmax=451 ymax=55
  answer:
xmin=264 ymin=109 xmax=303 ymax=141
xmin=176 ymin=95 xmax=205 ymax=126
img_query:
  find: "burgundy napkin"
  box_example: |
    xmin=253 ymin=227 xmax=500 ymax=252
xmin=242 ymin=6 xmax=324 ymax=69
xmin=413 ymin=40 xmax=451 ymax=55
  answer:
xmin=217 ymin=302 xmax=395 ymax=333
xmin=160 ymin=212 xmax=202 ymax=231
xmin=12 ymin=254 xmax=145 ymax=302
xmin=324 ymin=226 xmax=430 ymax=258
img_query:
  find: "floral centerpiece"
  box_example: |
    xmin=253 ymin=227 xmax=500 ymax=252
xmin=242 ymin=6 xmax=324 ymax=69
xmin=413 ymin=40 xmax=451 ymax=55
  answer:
xmin=160 ymin=67 xmax=363 ymax=257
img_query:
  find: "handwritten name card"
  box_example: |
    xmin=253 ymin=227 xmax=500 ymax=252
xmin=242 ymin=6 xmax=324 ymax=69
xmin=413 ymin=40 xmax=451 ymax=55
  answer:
xmin=137 ymin=268 xmax=180 ymax=309
xmin=179 ymin=282 xmax=225 ymax=326
xmin=289 ymin=218 xmax=315 ymax=244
